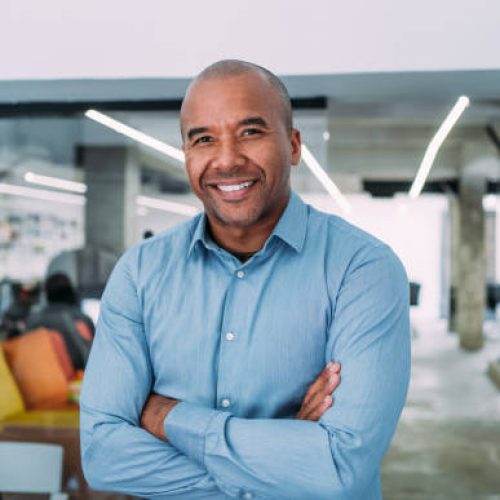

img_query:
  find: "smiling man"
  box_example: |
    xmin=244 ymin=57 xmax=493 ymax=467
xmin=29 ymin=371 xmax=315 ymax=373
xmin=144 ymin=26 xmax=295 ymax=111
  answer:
xmin=81 ymin=60 xmax=410 ymax=499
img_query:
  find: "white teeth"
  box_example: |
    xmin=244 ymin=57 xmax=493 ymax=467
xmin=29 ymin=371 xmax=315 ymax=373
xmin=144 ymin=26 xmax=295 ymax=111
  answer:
xmin=218 ymin=180 xmax=254 ymax=192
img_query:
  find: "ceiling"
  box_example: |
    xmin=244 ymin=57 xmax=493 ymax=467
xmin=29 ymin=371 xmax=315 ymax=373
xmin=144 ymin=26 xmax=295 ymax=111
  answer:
xmin=1 ymin=69 xmax=500 ymax=196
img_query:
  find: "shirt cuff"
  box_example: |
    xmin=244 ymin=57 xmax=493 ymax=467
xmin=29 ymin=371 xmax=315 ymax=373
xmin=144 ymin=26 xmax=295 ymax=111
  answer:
xmin=165 ymin=401 xmax=230 ymax=466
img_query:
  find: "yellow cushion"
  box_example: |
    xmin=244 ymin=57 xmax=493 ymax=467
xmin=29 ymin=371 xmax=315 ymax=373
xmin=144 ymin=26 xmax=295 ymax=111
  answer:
xmin=2 ymin=409 xmax=79 ymax=429
xmin=0 ymin=348 xmax=25 ymax=421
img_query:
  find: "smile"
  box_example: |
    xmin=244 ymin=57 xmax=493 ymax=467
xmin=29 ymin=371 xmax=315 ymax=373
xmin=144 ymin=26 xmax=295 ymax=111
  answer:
xmin=217 ymin=180 xmax=255 ymax=192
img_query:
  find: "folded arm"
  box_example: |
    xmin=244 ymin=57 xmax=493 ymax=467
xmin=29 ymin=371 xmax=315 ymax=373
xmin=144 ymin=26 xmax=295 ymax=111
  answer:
xmin=80 ymin=254 xmax=221 ymax=497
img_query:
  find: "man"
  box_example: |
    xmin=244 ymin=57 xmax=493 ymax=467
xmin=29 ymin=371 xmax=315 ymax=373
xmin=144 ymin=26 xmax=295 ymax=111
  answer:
xmin=81 ymin=60 xmax=410 ymax=499
xmin=26 ymin=273 xmax=94 ymax=369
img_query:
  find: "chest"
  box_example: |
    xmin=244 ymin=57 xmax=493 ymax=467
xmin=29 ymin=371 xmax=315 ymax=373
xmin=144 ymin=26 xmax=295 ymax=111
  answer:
xmin=141 ymin=250 xmax=333 ymax=417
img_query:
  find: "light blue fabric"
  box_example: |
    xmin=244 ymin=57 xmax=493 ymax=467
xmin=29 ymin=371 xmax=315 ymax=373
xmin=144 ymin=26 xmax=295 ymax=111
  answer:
xmin=80 ymin=192 xmax=410 ymax=499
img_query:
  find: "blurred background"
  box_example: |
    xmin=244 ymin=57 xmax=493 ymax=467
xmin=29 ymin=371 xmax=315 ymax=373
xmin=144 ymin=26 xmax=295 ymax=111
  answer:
xmin=0 ymin=0 xmax=499 ymax=498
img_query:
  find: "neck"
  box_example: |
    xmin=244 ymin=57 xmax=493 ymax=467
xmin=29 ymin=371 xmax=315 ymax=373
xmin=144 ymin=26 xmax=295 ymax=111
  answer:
xmin=207 ymin=198 xmax=289 ymax=254
xmin=207 ymin=219 xmax=273 ymax=254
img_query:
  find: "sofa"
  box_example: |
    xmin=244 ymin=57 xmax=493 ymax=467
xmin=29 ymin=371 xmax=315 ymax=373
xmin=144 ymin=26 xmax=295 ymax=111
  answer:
xmin=0 ymin=328 xmax=82 ymax=492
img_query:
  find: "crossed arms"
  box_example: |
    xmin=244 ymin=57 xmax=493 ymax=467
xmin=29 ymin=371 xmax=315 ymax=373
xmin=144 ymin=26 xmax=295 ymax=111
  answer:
xmin=80 ymin=245 xmax=410 ymax=499
xmin=139 ymin=361 xmax=341 ymax=443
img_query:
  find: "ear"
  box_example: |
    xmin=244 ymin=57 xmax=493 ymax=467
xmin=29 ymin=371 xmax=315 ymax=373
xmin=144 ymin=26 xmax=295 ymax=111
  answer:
xmin=290 ymin=129 xmax=302 ymax=166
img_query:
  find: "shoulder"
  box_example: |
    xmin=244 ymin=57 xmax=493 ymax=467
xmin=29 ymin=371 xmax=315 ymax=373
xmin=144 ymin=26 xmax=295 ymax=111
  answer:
xmin=306 ymin=204 xmax=394 ymax=263
xmin=101 ymin=216 xmax=202 ymax=306
xmin=116 ymin=215 xmax=202 ymax=277
xmin=308 ymin=204 xmax=384 ymax=250
xmin=305 ymin=203 xmax=407 ymax=287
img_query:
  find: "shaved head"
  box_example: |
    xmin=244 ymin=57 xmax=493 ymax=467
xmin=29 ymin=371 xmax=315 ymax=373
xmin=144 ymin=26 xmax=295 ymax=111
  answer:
xmin=181 ymin=59 xmax=293 ymax=135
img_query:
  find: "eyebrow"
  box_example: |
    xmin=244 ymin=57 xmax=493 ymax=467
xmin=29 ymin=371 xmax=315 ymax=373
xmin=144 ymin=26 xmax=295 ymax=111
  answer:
xmin=239 ymin=116 xmax=268 ymax=127
xmin=186 ymin=127 xmax=209 ymax=141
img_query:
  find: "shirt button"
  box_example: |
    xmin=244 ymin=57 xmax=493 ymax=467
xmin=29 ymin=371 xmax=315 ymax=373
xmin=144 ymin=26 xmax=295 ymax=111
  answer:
xmin=242 ymin=493 xmax=253 ymax=499
xmin=236 ymin=270 xmax=245 ymax=279
xmin=221 ymin=398 xmax=231 ymax=408
xmin=225 ymin=332 xmax=235 ymax=341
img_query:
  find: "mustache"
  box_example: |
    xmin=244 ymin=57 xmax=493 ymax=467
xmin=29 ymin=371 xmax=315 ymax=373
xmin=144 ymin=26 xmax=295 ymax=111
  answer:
xmin=202 ymin=169 xmax=261 ymax=184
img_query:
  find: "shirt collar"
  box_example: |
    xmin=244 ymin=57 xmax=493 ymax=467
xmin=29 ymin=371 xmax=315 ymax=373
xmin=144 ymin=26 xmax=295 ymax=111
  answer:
xmin=269 ymin=191 xmax=307 ymax=253
xmin=187 ymin=191 xmax=308 ymax=257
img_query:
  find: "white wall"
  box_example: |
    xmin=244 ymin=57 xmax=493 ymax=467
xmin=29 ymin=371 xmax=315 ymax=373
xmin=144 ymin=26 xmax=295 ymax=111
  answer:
xmin=2 ymin=0 xmax=500 ymax=80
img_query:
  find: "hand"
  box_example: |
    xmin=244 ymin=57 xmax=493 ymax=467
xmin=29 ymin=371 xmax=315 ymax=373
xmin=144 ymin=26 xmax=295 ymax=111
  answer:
xmin=296 ymin=362 xmax=341 ymax=421
xmin=140 ymin=393 xmax=179 ymax=441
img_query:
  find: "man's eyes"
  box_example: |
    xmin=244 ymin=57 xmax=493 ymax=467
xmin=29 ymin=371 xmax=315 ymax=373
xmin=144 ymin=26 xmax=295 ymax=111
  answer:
xmin=191 ymin=128 xmax=263 ymax=145
xmin=241 ymin=128 xmax=263 ymax=136
xmin=193 ymin=135 xmax=214 ymax=145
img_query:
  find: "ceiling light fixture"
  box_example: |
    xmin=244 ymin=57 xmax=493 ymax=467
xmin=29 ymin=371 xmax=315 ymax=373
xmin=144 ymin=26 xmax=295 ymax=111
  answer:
xmin=24 ymin=171 xmax=87 ymax=193
xmin=0 ymin=182 xmax=199 ymax=217
xmin=136 ymin=195 xmax=200 ymax=217
xmin=301 ymin=144 xmax=352 ymax=214
xmin=0 ymin=182 xmax=86 ymax=205
xmin=409 ymin=96 xmax=470 ymax=199
xmin=85 ymin=109 xmax=185 ymax=164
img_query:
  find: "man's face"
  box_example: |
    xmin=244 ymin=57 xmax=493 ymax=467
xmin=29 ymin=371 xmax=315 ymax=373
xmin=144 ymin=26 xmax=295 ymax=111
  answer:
xmin=181 ymin=72 xmax=301 ymax=230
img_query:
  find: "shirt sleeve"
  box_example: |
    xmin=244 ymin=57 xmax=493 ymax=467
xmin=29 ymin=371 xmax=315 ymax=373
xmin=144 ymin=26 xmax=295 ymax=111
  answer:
xmin=165 ymin=244 xmax=411 ymax=499
xmin=80 ymin=249 xmax=222 ymax=498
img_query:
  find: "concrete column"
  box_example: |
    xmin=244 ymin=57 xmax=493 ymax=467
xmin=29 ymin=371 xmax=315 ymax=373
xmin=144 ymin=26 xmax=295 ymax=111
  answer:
xmin=81 ymin=146 xmax=140 ymax=255
xmin=456 ymin=174 xmax=486 ymax=350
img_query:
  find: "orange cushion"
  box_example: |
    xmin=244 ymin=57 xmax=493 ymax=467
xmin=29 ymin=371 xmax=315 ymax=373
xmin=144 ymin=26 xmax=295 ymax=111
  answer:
xmin=49 ymin=331 xmax=75 ymax=381
xmin=2 ymin=329 xmax=69 ymax=409
xmin=0 ymin=348 xmax=25 ymax=421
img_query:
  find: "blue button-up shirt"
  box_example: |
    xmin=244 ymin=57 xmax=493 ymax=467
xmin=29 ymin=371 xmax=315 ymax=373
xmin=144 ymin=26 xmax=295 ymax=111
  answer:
xmin=81 ymin=192 xmax=410 ymax=499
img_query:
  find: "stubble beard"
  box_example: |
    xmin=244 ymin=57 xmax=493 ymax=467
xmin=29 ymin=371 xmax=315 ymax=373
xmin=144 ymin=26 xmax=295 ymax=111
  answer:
xmin=205 ymin=196 xmax=265 ymax=228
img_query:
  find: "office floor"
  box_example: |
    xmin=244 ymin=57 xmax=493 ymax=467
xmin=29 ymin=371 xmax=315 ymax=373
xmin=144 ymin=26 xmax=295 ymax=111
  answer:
xmin=382 ymin=319 xmax=500 ymax=499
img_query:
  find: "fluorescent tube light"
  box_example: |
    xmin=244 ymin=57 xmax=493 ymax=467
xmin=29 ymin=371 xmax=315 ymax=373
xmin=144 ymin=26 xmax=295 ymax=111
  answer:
xmin=24 ymin=171 xmax=87 ymax=193
xmin=136 ymin=195 xmax=200 ymax=217
xmin=409 ymin=96 xmax=470 ymax=199
xmin=85 ymin=109 xmax=185 ymax=164
xmin=301 ymin=144 xmax=352 ymax=214
xmin=0 ymin=183 xmax=86 ymax=205
xmin=0 ymin=182 xmax=198 ymax=216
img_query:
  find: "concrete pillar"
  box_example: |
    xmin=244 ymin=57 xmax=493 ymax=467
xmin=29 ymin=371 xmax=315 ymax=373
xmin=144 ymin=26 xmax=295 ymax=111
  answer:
xmin=456 ymin=174 xmax=486 ymax=350
xmin=81 ymin=146 xmax=140 ymax=255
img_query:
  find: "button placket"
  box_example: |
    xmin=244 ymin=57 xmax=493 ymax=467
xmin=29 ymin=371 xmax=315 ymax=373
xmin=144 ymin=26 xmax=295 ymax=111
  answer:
xmin=215 ymin=263 xmax=252 ymax=415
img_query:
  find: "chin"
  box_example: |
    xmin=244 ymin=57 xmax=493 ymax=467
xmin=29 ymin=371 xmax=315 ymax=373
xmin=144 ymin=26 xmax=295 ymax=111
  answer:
xmin=212 ymin=206 xmax=263 ymax=228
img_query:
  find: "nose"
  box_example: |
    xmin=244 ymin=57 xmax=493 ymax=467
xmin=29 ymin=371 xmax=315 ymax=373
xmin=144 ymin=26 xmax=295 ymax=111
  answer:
xmin=211 ymin=136 xmax=244 ymax=172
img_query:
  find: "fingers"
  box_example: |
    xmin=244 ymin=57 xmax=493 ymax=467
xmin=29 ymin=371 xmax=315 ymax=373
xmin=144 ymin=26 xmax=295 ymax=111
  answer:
xmin=298 ymin=374 xmax=339 ymax=420
xmin=302 ymin=361 xmax=341 ymax=408
xmin=296 ymin=361 xmax=341 ymax=421
xmin=297 ymin=394 xmax=334 ymax=421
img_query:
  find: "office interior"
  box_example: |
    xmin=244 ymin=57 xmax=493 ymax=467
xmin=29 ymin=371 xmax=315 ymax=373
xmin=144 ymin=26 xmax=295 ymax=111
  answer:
xmin=0 ymin=1 xmax=500 ymax=498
